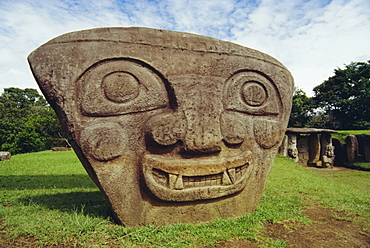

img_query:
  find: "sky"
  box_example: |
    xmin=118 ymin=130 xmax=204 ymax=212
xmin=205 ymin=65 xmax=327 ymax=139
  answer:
xmin=0 ymin=0 xmax=369 ymax=96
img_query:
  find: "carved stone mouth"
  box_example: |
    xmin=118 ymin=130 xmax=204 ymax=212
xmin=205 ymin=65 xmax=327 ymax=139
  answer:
xmin=152 ymin=164 xmax=247 ymax=189
xmin=143 ymin=151 xmax=253 ymax=202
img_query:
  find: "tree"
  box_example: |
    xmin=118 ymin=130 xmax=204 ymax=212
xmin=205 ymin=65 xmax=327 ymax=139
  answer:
xmin=288 ymin=88 xmax=314 ymax=127
xmin=312 ymin=61 xmax=370 ymax=130
xmin=0 ymin=87 xmax=47 ymax=108
xmin=0 ymin=87 xmax=65 ymax=154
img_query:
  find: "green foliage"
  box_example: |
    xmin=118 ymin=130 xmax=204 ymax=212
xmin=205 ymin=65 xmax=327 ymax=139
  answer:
xmin=0 ymin=87 xmax=47 ymax=108
xmin=1 ymin=151 xmax=369 ymax=247
xmin=288 ymin=88 xmax=314 ymax=127
xmin=312 ymin=61 xmax=370 ymax=129
xmin=0 ymin=87 xmax=64 ymax=154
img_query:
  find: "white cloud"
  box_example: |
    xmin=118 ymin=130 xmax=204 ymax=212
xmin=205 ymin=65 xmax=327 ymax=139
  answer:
xmin=230 ymin=0 xmax=370 ymax=95
xmin=0 ymin=0 xmax=369 ymax=96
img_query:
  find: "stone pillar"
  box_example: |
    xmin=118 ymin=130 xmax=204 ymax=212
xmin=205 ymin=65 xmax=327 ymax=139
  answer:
xmin=297 ymin=135 xmax=309 ymax=166
xmin=363 ymin=135 xmax=370 ymax=162
xmin=320 ymin=133 xmax=334 ymax=168
xmin=346 ymin=135 xmax=359 ymax=163
xmin=278 ymin=135 xmax=288 ymax=157
xmin=308 ymin=133 xmax=321 ymax=167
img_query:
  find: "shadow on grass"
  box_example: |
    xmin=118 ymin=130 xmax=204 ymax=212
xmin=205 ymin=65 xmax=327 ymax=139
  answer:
xmin=20 ymin=191 xmax=113 ymax=218
xmin=2 ymin=174 xmax=114 ymax=219
xmin=0 ymin=174 xmax=97 ymax=190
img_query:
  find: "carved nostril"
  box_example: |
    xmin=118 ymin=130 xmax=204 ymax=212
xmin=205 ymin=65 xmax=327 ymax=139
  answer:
xmin=221 ymin=112 xmax=246 ymax=145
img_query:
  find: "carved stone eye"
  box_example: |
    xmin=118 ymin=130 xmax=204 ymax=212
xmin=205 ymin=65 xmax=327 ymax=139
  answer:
xmin=224 ymin=71 xmax=281 ymax=115
xmin=241 ymin=82 xmax=267 ymax=107
xmin=103 ymin=72 xmax=140 ymax=103
xmin=78 ymin=59 xmax=169 ymax=116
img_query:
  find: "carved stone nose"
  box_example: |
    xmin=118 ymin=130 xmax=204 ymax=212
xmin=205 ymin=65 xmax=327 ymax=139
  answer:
xmin=147 ymin=75 xmax=226 ymax=154
xmin=182 ymin=106 xmax=222 ymax=154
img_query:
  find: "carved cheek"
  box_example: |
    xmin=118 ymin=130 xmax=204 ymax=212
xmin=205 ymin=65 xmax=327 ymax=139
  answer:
xmin=224 ymin=71 xmax=285 ymax=149
xmin=80 ymin=122 xmax=127 ymax=161
xmin=253 ymin=119 xmax=285 ymax=149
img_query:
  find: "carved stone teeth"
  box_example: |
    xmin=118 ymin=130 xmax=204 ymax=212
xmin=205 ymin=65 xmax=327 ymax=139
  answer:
xmin=165 ymin=167 xmax=244 ymax=189
xmin=227 ymin=168 xmax=236 ymax=183
xmin=169 ymin=173 xmax=177 ymax=189
xmin=169 ymin=174 xmax=184 ymax=190
xmin=174 ymin=175 xmax=184 ymax=189
xmin=222 ymin=170 xmax=232 ymax=185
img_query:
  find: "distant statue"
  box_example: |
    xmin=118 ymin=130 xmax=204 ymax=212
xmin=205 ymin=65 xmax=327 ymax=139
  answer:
xmin=322 ymin=145 xmax=335 ymax=168
xmin=287 ymin=133 xmax=299 ymax=163
xmin=28 ymin=27 xmax=294 ymax=226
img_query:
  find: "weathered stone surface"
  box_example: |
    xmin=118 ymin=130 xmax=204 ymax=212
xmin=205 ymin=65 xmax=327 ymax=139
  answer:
xmin=284 ymin=128 xmax=337 ymax=167
xmin=278 ymin=135 xmax=288 ymax=157
xmin=308 ymin=133 xmax=321 ymax=167
xmin=286 ymin=128 xmax=337 ymax=134
xmin=0 ymin=151 xmax=11 ymax=161
xmin=320 ymin=133 xmax=334 ymax=168
xmin=346 ymin=135 xmax=359 ymax=163
xmin=297 ymin=135 xmax=309 ymax=166
xmin=363 ymin=135 xmax=370 ymax=162
xmin=28 ymin=27 xmax=294 ymax=226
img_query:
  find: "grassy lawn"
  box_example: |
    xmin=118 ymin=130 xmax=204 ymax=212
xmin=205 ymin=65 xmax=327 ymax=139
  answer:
xmin=333 ymin=130 xmax=370 ymax=143
xmin=1 ymin=151 xmax=369 ymax=247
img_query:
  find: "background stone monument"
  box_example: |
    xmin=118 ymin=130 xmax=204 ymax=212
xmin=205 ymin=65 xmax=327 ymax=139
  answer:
xmin=28 ymin=27 xmax=294 ymax=226
xmin=287 ymin=133 xmax=299 ymax=163
xmin=0 ymin=151 xmax=11 ymax=161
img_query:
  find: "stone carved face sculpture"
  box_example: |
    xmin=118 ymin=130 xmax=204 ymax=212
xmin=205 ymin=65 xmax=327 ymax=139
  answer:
xmin=287 ymin=133 xmax=299 ymax=162
xmin=325 ymin=145 xmax=335 ymax=157
xmin=28 ymin=27 xmax=294 ymax=226
xmin=288 ymin=148 xmax=298 ymax=158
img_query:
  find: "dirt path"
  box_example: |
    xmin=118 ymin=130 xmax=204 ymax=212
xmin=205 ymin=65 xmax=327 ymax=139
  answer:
xmin=213 ymin=203 xmax=369 ymax=248
xmin=215 ymin=166 xmax=370 ymax=248
xmin=265 ymin=204 xmax=369 ymax=248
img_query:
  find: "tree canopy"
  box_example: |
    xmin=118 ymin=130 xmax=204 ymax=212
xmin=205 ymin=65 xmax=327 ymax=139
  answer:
xmin=288 ymin=88 xmax=313 ymax=128
xmin=0 ymin=87 xmax=65 ymax=154
xmin=312 ymin=61 xmax=370 ymax=129
xmin=289 ymin=61 xmax=370 ymax=130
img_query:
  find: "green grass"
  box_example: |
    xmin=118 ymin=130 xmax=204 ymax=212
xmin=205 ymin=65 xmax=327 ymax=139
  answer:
xmin=337 ymin=130 xmax=370 ymax=136
xmin=333 ymin=130 xmax=370 ymax=143
xmin=1 ymin=151 xmax=369 ymax=247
